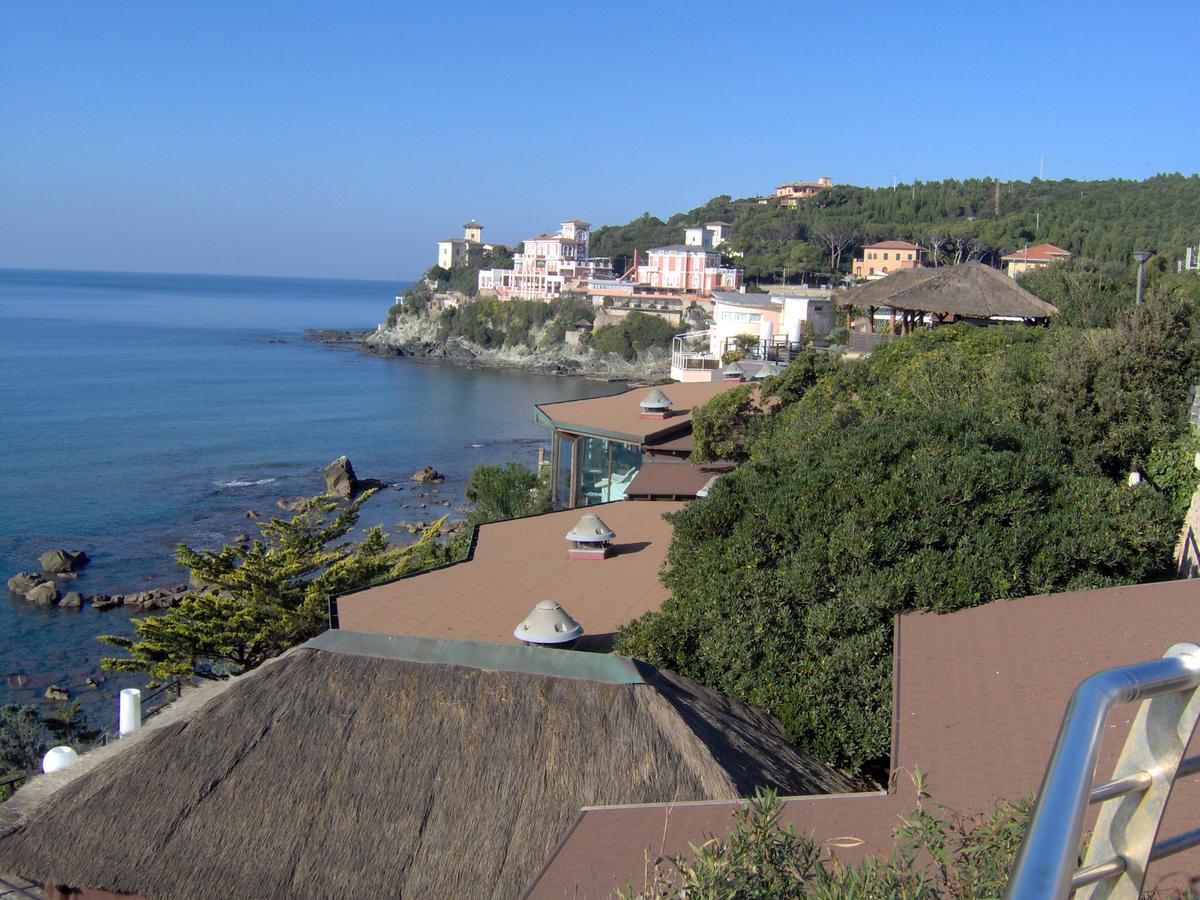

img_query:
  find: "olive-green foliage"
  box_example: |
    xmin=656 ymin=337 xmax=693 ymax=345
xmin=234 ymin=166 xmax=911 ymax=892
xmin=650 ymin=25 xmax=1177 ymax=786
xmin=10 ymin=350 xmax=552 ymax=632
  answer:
xmin=100 ymin=491 xmax=444 ymax=681
xmin=589 ymin=175 xmax=1200 ymax=282
xmin=591 ymin=311 xmax=678 ymax=361
xmin=437 ymin=295 xmax=593 ymax=351
xmin=691 ymin=353 xmax=834 ymax=462
xmin=618 ymin=303 xmax=1197 ymax=777
xmin=620 ymin=776 xmax=1031 ymax=899
xmin=464 ymin=461 xmax=550 ymax=526
xmin=0 ymin=703 xmax=99 ymax=794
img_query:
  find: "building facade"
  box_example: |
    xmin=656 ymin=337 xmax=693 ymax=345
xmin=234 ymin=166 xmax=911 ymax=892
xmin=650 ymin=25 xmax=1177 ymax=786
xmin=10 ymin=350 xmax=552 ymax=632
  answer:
xmin=478 ymin=220 xmax=612 ymax=301
xmin=852 ymin=240 xmax=924 ymax=280
xmin=437 ymin=220 xmax=487 ymax=270
xmin=1001 ymin=243 xmax=1072 ymax=278
xmin=636 ymin=225 xmax=743 ymax=295
xmin=774 ymin=176 xmax=833 ymax=206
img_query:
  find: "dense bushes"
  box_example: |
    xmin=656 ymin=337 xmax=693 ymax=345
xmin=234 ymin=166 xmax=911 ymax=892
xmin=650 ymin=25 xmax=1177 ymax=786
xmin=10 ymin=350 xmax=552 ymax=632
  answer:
xmin=590 ymin=311 xmax=678 ymax=360
xmin=621 ymin=778 xmax=1030 ymax=898
xmin=617 ymin=291 xmax=1200 ymax=778
xmin=436 ymin=295 xmax=593 ymax=351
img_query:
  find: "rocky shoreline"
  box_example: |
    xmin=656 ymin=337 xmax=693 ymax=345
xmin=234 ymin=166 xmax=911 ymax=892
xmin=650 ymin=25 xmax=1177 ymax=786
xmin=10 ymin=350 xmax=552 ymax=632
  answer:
xmin=306 ymin=322 xmax=670 ymax=381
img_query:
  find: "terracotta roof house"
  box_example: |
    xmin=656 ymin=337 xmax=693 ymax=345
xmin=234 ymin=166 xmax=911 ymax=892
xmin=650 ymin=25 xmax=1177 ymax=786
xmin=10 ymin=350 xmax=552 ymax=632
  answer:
xmin=527 ymin=578 xmax=1200 ymax=898
xmin=838 ymin=260 xmax=1058 ymax=336
xmin=0 ymin=633 xmax=856 ymax=900
xmin=536 ymin=382 xmax=740 ymax=508
xmin=335 ymin=500 xmax=687 ymax=652
xmin=851 ymin=239 xmax=925 ymax=280
xmin=1001 ymin=242 xmax=1072 ymax=278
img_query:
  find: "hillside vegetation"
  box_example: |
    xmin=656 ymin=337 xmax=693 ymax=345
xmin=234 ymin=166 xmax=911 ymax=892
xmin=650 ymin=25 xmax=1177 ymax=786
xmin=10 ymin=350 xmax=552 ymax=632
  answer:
xmin=616 ymin=267 xmax=1200 ymax=779
xmin=590 ymin=174 xmax=1200 ymax=284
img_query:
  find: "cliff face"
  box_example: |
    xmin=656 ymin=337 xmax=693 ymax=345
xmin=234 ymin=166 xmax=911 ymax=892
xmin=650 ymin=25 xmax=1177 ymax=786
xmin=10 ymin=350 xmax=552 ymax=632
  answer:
xmin=363 ymin=312 xmax=670 ymax=380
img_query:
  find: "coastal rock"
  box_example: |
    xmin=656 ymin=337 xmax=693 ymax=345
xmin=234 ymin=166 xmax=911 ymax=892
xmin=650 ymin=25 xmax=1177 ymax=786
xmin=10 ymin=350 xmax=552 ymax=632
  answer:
xmin=6 ymin=674 xmax=29 ymax=689
xmin=26 ymin=581 xmax=60 ymax=606
xmin=244 ymin=509 xmax=260 ymax=519
xmin=411 ymin=466 xmax=444 ymax=484
xmin=234 ymin=533 xmax=249 ymax=544
xmin=323 ymin=455 xmax=359 ymax=498
xmin=39 ymin=549 xmax=89 ymax=575
xmin=61 ymin=591 xmax=84 ymax=608
xmin=91 ymin=595 xmax=122 ymax=611
xmin=189 ymin=572 xmax=217 ymax=592
xmin=44 ymin=684 xmax=69 ymax=702
xmin=277 ymin=497 xmax=309 ymax=513
xmin=84 ymin=675 xmax=105 ymax=689
xmin=6 ymin=572 xmax=42 ymax=596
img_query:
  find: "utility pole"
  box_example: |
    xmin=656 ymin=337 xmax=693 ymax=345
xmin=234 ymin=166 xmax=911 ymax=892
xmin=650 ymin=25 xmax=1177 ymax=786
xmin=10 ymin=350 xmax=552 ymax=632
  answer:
xmin=1039 ymin=155 xmax=1045 ymax=180
xmin=994 ymin=180 xmax=1000 ymax=216
xmin=1132 ymin=251 xmax=1152 ymax=305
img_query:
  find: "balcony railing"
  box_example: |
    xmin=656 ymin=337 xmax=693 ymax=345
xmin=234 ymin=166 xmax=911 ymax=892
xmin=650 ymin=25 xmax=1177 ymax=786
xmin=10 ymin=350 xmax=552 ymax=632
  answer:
xmin=1005 ymin=642 xmax=1200 ymax=897
xmin=671 ymin=352 xmax=721 ymax=371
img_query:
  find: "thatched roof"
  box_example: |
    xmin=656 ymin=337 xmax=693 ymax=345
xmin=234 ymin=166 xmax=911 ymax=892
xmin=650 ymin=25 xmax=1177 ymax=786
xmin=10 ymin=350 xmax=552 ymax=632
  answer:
xmin=0 ymin=632 xmax=856 ymax=900
xmin=838 ymin=261 xmax=1058 ymax=319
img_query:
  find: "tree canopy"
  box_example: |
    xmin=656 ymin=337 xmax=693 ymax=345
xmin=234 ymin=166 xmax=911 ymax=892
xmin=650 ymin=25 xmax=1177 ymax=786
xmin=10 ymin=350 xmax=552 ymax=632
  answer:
xmin=101 ymin=491 xmax=444 ymax=681
xmin=617 ymin=280 xmax=1200 ymax=778
xmin=589 ymin=175 xmax=1200 ymax=284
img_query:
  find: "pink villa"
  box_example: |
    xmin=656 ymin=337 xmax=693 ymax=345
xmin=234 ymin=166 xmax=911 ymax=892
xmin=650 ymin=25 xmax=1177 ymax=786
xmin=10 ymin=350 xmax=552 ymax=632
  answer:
xmin=478 ymin=220 xmax=612 ymax=301
xmin=635 ymin=226 xmax=743 ymax=294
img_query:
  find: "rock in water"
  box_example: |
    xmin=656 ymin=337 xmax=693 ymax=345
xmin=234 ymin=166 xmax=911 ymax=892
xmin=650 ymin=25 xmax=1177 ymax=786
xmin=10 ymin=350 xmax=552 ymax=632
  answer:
xmin=6 ymin=572 xmax=42 ymax=596
xmin=39 ymin=549 xmax=89 ymax=574
xmin=61 ymin=591 xmax=84 ymax=608
xmin=323 ymin=455 xmax=359 ymax=498
xmin=411 ymin=466 xmax=444 ymax=483
xmin=26 ymin=581 xmax=60 ymax=606
xmin=44 ymin=684 xmax=69 ymax=702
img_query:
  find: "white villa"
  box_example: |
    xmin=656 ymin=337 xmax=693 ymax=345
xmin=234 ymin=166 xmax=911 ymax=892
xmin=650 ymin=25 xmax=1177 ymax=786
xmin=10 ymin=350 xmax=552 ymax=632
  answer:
xmin=478 ymin=220 xmax=612 ymax=301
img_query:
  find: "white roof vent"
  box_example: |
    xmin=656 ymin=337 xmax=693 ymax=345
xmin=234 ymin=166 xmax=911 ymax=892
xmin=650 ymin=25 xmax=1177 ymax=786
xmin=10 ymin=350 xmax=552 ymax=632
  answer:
xmin=566 ymin=513 xmax=615 ymax=559
xmin=42 ymin=745 xmax=79 ymax=774
xmin=514 ymin=600 xmax=583 ymax=648
xmin=639 ymin=388 xmax=673 ymax=418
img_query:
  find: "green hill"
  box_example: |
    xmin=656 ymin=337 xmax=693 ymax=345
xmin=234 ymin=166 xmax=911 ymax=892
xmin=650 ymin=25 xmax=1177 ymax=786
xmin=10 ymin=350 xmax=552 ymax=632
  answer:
xmin=589 ymin=174 xmax=1200 ymax=284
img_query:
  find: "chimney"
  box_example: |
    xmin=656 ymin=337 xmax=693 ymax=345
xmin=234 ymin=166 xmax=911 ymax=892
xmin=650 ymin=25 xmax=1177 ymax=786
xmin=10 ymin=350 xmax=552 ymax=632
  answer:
xmin=514 ymin=600 xmax=583 ymax=649
xmin=566 ymin=513 xmax=615 ymax=559
xmin=639 ymin=388 xmax=673 ymax=419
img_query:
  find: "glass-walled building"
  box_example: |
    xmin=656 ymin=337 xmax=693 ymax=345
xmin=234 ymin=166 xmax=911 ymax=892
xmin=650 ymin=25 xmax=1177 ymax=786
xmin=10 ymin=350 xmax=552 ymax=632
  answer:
xmin=536 ymin=382 xmax=738 ymax=509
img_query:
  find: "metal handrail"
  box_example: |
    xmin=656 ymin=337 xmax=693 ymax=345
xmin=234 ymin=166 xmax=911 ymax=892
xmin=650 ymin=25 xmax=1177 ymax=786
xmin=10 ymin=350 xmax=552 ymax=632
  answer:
xmin=1006 ymin=642 xmax=1200 ymax=898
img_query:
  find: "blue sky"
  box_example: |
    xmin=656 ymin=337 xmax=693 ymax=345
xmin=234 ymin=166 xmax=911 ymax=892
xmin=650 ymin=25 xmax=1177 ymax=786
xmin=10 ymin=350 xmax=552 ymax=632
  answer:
xmin=2 ymin=1 xmax=1196 ymax=280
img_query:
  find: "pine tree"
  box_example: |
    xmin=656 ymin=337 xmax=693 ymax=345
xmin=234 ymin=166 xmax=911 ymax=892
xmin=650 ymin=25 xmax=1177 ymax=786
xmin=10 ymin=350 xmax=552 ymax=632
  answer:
xmin=101 ymin=490 xmax=444 ymax=681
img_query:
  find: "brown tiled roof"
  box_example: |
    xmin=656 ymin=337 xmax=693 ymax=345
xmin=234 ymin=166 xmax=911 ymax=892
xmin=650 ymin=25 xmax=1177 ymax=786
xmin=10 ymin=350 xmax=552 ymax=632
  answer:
xmin=529 ymin=578 xmax=1200 ymax=897
xmin=536 ymin=382 xmax=740 ymax=445
xmin=337 ymin=501 xmax=687 ymax=650
xmin=862 ymin=240 xmax=922 ymax=250
xmin=624 ymin=462 xmax=732 ymax=500
xmin=1001 ymin=242 xmax=1072 ymax=262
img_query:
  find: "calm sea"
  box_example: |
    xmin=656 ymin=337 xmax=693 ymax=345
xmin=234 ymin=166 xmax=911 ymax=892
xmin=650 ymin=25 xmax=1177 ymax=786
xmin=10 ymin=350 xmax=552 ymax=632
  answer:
xmin=0 ymin=268 xmax=619 ymax=725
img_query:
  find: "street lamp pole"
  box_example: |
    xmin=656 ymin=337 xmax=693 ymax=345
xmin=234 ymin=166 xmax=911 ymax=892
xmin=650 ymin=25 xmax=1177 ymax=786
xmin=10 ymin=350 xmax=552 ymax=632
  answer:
xmin=1132 ymin=250 xmax=1152 ymax=306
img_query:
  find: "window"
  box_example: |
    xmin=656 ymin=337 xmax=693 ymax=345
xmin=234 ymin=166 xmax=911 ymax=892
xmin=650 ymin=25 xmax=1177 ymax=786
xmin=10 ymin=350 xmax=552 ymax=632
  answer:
xmin=883 ymin=252 xmax=889 ymax=261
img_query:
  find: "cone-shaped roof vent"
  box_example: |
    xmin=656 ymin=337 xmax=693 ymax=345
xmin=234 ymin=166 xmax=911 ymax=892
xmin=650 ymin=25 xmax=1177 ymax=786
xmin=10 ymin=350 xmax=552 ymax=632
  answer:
xmin=639 ymin=388 xmax=673 ymax=411
xmin=565 ymin=513 xmax=616 ymax=544
xmin=513 ymin=600 xmax=583 ymax=647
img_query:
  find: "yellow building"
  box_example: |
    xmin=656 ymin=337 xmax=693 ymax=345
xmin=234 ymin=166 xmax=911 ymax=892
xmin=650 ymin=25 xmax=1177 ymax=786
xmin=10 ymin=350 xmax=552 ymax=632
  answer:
xmin=852 ymin=240 xmax=923 ymax=280
xmin=1001 ymin=243 xmax=1072 ymax=278
xmin=436 ymin=220 xmax=485 ymax=270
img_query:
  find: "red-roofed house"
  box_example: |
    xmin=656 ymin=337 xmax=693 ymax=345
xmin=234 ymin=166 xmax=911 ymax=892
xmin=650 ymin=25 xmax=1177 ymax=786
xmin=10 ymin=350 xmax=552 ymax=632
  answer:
xmin=1001 ymin=242 xmax=1073 ymax=278
xmin=852 ymin=240 xmax=924 ymax=280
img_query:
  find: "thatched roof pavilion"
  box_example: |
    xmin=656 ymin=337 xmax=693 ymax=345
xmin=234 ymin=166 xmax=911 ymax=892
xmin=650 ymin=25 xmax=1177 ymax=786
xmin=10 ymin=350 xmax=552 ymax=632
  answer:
xmin=0 ymin=632 xmax=856 ymax=900
xmin=838 ymin=262 xmax=1058 ymax=332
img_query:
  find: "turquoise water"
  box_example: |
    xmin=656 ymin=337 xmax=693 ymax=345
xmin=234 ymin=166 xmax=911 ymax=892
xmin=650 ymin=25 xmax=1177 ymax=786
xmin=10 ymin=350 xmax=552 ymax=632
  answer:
xmin=0 ymin=268 xmax=620 ymax=722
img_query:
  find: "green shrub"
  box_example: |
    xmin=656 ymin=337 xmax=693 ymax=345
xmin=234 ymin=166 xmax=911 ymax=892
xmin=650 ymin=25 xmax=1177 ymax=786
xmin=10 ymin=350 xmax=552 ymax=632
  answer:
xmin=619 ymin=775 xmax=1031 ymax=899
xmin=619 ymin=310 xmax=1195 ymax=778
